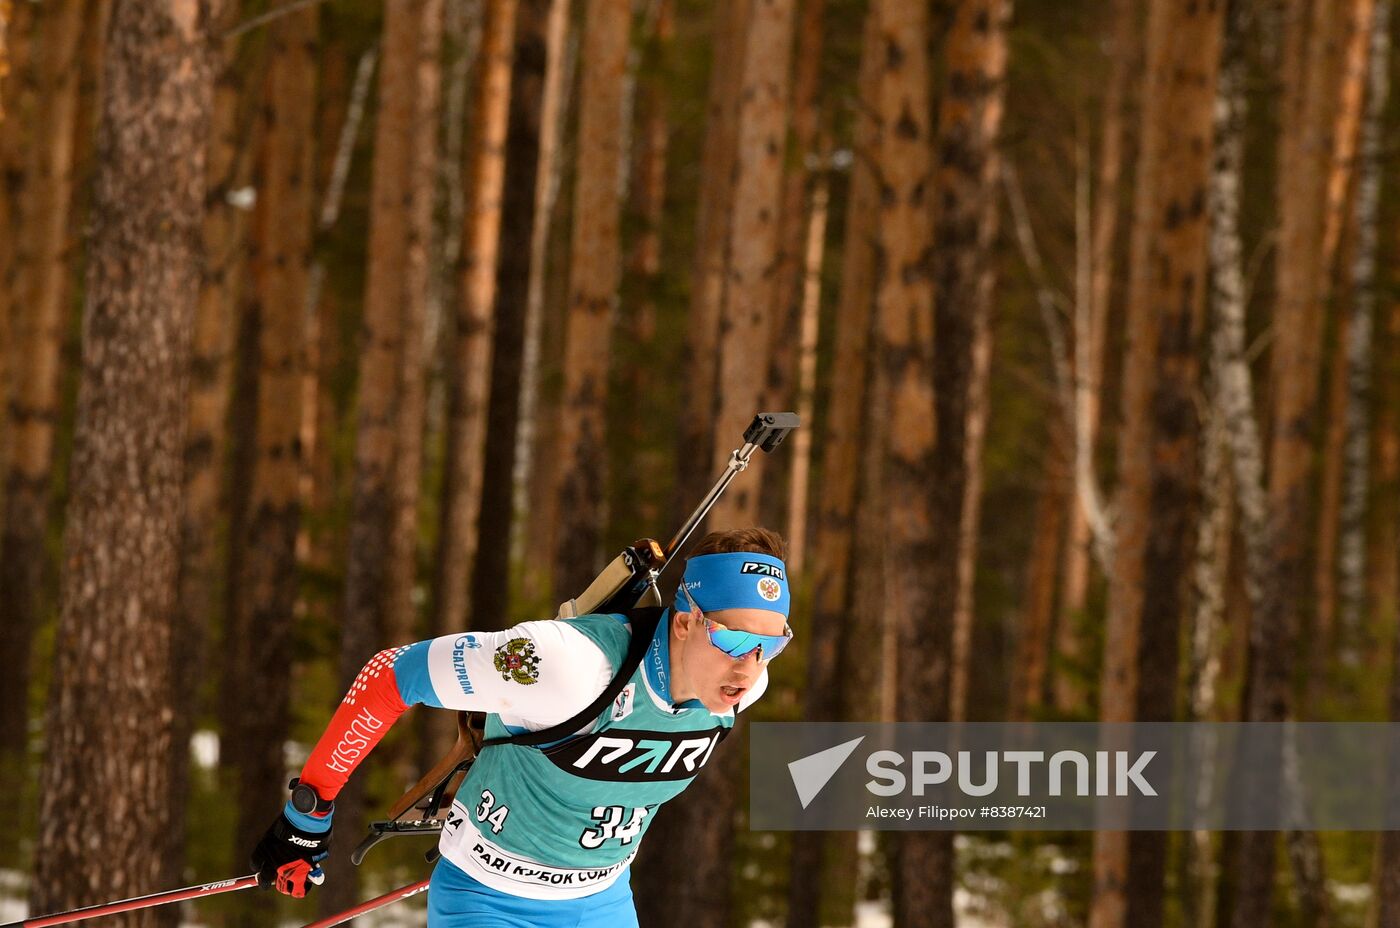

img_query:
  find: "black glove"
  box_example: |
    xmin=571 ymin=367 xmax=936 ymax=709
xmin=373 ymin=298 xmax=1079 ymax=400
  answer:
xmin=250 ymin=808 xmax=332 ymax=898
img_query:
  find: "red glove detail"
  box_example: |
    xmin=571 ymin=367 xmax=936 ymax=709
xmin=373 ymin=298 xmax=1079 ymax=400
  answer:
xmin=275 ymin=859 xmax=325 ymax=898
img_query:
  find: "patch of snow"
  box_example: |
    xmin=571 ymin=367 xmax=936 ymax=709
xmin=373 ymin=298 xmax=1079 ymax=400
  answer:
xmin=1332 ymin=881 xmax=1372 ymax=905
xmin=191 ymin=730 xmax=220 ymax=769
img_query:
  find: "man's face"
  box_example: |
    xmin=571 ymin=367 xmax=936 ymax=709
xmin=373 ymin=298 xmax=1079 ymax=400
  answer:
xmin=671 ymin=605 xmax=786 ymax=713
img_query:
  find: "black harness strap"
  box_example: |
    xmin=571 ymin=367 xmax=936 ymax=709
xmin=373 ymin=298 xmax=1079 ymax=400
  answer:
xmin=480 ymin=606 xmax=667 ymax=748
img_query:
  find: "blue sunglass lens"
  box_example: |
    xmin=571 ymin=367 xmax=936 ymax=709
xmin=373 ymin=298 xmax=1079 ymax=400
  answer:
xmin=708 ymin=628 xmax=792 ymax=660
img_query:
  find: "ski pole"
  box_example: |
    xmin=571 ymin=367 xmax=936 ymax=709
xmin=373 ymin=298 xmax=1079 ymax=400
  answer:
xmin=297 ymin=877 xmax=432 ymax=928
xmin=2 ymin=874 xmax=261 ymax=928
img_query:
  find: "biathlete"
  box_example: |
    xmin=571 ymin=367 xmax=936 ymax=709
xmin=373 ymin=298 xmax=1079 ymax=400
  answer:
xmin=249 ymin=527 xmax=794 ymax=927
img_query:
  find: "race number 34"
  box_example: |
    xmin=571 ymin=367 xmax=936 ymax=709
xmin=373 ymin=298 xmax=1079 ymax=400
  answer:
xmin=579 ymin=805 xmax=651 ymax=849
xmin=475 ymin=789 xmax=510 ymax=835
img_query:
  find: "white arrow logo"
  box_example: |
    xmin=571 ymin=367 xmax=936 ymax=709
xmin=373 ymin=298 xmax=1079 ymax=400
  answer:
xmin=788 ymin=736 xmax=866 ymax=809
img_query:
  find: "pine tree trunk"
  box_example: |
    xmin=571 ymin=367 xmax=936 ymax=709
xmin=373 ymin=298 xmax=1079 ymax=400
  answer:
xmin=783 ymin=166 xmax=828 ymax=574
xmin=384 ymin=0 xmax=442 ymax=651
xmin=1318 ymin=0 xmax=1377 ymax=272
xmin=758 ymin=0 xmax=823 ymax=531
xmin=1012 ymin=418 xmax=1069 ymax=722
xmin=0 ymin=0 xmax=10 ymax=122
xmin=229 ymin=4 xmax=318 ymax=897
xmin=434 ymin=0 xmax=516 ymax=667
xmin=0 ymin=0 xmax=32 ymax=486
xmin=465 ymin=0 xmax=534 ymax=647
xmin=0 ymin=0 xmax=83 ymax=766
xmin=1382 ymin=611 xmax=1400 ymax=924
xmin=706 ymin=0 xmax=795 ymax=530
xmin=671 ymin=6 xmax=796 ymax=922
xmin=615 ymin=0 xmax=672 ymax=539
xmin=29 ymin=0 xmax=219 ymax=918
xmin=1233 ymin=0 xmax=1337 ymax=917
xmin=176 ymin=0 xmax=244 ymax=857
xmin=1370 ymin=205 xmax=1400 ymax=663
xmin=299 ymin=41 xmax=376 ymax=615
xmin=784 ymin=22 xmax=880 ymax=914
xmin=1379 ymin=250 xmax=1400 ymax=907
xmin=551 ymin=0 xmax=630 ymax=599
xmin=671 ymin=0 xmax=745 ymax=525
xmin=214 ymin=15 xmax=273 ymax=775
xmin=325 ymin=0 xmax=425 ymax=912
xmin=514 ymin=0 xmax=572 ymax=603
xmin=1059 ymin=0 xmax=1140 ymax=698
xmin=859 ymin=0 xmax=946 ymax=924
xmin=932 ymin=0 xmax=1009 ymax=732
xmin=1091 ymin=2 xmax=1224 ymax=927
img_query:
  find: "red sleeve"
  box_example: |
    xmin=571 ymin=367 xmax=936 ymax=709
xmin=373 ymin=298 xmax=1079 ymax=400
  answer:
xmin=297 ymin=646 xmax=412 ymax=801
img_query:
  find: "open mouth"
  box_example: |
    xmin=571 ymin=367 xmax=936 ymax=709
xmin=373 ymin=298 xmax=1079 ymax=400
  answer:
xmin=721 ymin=684 xmax=744 ymax=699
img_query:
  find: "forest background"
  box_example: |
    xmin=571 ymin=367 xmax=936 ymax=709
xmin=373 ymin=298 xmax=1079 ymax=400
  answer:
xmin=1 ymin=0 xmax=1399 ymax=926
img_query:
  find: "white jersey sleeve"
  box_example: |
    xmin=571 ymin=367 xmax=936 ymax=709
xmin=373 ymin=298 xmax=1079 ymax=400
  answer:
xmin=395 ymin=620 xmax=614 ymax=729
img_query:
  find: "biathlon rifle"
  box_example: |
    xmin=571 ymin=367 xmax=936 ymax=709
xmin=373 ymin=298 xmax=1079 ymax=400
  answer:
xmin=350 ymin=411 xmax=800 ymax=866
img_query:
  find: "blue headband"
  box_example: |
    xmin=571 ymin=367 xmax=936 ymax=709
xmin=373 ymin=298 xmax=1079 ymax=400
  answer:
xmin=675 ymin=551 xmax=791 ymax=618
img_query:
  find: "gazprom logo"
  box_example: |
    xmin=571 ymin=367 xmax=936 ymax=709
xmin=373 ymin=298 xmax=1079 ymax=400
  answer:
xmin=452 ymin=636 xmax=476 ymax=695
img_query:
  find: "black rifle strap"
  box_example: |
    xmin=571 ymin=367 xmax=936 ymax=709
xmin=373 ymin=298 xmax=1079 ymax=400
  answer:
xmin=480 ymin=606 xmax=667 ymax=748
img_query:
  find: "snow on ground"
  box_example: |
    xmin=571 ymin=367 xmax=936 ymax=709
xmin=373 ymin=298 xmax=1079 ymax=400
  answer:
xmin=1 ymin=869 xmax=26 ymax=925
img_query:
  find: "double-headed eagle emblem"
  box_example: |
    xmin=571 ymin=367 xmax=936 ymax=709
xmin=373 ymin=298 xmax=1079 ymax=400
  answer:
xmin=493 ymin=637 xmax=542 ymax=685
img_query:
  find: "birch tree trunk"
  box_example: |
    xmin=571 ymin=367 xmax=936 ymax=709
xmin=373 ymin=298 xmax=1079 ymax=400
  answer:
xmin=1091 ymin=2 xmax=1224 ymax=927
xmin=550 ymin=0 xmax=629 ymax=599
xmin=1058 ymin=0 xmax=1140 ymax=709
xmin=1316 ymin=0 xmax=1379 ymax=651
xmin=1186 ymin=368 xmax=1233 ymax=928
xmin=1233 ymin=0 xmax=1338 ymax=917
xmin=30 ymin=0 xmax=219 ymax=918
xmin=229 ymin=6 xmax=318 ymax=895
xmin=1335 ymin=0 xmax=1388 ymax=657
xmin=0 ymin=0 xmax=84 ymax=765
